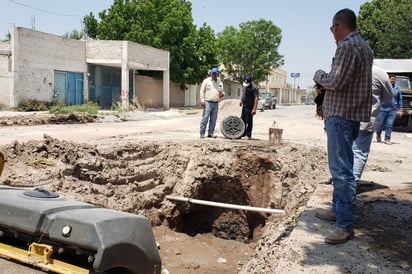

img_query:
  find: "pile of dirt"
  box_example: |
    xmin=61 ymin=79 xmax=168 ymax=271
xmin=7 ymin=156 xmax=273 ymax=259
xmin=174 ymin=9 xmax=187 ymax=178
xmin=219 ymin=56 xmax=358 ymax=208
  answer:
xmin=0 ymin=112 xmax=101 ymax=126
xmin=1 ymin=105 xmax=410 ymax=273
xmin=0 ymin=134 xmax=329 ymax=273
xmin=1 ymin=134 xmax=328 ymax=225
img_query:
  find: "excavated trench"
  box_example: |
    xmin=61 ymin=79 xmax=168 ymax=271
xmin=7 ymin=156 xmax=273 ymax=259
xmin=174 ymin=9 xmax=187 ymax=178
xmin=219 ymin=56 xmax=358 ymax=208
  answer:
xmin=178 ymin=179 xmax=267 ymax=242
xmin=0 ymin=135 xmax=328 ymax=244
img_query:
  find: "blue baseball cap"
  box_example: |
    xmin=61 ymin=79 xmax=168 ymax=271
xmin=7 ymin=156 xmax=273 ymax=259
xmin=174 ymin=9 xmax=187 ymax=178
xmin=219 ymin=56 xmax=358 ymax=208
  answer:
xmin=210 ymin=67 xmax=219 ymax=74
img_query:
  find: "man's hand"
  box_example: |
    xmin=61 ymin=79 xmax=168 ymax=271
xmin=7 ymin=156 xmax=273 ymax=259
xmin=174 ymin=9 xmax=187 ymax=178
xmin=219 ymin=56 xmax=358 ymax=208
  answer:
xmin=239 ymin=101 xmax=243 ymax=107
xmin=314 ymin=83 xmax=324 ymax=94
xmin=200 ymin=102 xmax=205 ymax=108
xmin=251 ymin=109 xmax=257 ymax=115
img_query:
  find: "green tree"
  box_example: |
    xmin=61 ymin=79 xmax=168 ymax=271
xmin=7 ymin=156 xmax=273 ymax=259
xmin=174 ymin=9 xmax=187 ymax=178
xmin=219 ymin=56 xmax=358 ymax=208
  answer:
xmin=2 ymin=32 xmax=10 ymax=42
xmin=63 ymin=29 xmax=84 ymax=40
xmin=188 ymin=23 xmax=219 ymax=83
xmin=83 ymin=0 xmax=216 ymax=84
xmin=83 ymin=12 xmax=99 ymax=39
xmin=358 ymin=0 xmax=412 ymax=58
xmin=216 ymin=19 xmax=284 ymax=83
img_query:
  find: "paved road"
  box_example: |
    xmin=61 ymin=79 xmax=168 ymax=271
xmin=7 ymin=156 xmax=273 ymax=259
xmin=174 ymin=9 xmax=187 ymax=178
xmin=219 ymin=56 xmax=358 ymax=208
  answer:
xmin=0 ymin=104 xmax=319 ymax=144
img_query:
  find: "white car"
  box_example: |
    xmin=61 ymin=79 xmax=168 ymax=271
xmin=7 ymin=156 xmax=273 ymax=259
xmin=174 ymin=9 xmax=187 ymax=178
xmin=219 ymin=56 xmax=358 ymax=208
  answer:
xmin=257 ymin=96 xmax=264 ymax=111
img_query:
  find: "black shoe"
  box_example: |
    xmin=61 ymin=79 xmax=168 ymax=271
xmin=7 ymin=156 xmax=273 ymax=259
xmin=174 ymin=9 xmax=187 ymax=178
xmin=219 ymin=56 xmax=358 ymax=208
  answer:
xmin=376 ymin=134 xmax=381 ymax=142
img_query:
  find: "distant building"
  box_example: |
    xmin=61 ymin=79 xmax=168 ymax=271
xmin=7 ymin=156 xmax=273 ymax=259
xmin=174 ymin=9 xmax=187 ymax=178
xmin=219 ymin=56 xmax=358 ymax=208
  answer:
xmin=259 ymin=67 xmax=304 ymax=104
xmin=0 ymin=26 xmax=174 ymax=110
xmin=218 ymin=67 xmax=303 ymax=104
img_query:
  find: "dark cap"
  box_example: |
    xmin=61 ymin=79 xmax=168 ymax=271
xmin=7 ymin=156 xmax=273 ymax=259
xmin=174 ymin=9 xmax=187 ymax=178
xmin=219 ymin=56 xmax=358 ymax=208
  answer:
xmin=244 ymin=75 xmax=252 ymax=83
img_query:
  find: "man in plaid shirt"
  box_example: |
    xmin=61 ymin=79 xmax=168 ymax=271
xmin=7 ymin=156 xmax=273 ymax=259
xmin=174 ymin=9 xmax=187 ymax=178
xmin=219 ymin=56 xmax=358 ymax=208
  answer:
xmin=313 ymin=8 xmax=373 ymax=244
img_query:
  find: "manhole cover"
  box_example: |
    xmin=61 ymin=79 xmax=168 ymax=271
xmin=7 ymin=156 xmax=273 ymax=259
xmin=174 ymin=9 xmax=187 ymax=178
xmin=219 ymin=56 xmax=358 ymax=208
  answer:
xmin=220 ymin=116 xmax=245 ymax=139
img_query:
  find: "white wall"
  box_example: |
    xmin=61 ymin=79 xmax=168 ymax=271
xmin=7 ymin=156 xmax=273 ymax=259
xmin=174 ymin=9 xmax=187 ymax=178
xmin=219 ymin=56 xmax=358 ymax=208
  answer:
xmin=0 ymin=42 xmax=12 ymax=108
xmin=1 ymin=27 xmax=171 ymax=109
xmin=11 ymin=27 xmax=86 ymax=107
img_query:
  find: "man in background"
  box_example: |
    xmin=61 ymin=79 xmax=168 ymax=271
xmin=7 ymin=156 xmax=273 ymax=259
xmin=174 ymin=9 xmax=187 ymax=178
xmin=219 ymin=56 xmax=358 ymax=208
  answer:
xmin=352 ymin=65 xmax=393 ymax=183
xmin=239 ymin=75 xmax=259 ymax=140
xmin=376 ymin=74 xmax=403 ymax=145
xmin=199 ymin=68 xmax=225 ymax=138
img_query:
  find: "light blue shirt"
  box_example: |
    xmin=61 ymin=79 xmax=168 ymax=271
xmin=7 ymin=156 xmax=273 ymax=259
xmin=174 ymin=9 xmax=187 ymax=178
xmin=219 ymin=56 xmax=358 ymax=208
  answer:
xmin=381 ymin=85 xmax=402 ymax=111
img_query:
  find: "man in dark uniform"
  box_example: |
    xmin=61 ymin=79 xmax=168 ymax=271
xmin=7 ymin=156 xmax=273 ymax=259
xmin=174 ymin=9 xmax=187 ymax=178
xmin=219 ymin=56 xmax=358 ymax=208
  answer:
xmin=239 ymin=75 xmax=259 ymax=140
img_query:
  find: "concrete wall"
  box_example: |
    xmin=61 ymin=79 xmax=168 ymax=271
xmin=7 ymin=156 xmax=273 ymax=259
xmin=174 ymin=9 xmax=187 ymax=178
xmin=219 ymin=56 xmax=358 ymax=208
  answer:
xmin=13 ymin=27 xmax=86 ymax=107
xmin=0 ymin=43 xmax=12 ymax=108
xmin=223 ymin=80 xmax=242 ymax=100
xmin=86 ymin=40 xmax=169 ymax=71
xmin=127 ymin=42 xmax=169 ymax=70
xmin=135 ymin=75 xmax=184 ymax=108
xmin=86 ymin=40 xmax=123 ymax=67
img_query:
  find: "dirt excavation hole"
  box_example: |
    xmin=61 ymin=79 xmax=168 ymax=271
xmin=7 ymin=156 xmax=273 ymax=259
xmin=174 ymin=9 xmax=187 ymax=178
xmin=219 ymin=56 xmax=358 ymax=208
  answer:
xmin=159 ymin=143 xmax=329 ymax=244
xmin=0 ymin=135 xmax=329 ymax=246
xmin=178 ymin=179 xmax=268 ymax=243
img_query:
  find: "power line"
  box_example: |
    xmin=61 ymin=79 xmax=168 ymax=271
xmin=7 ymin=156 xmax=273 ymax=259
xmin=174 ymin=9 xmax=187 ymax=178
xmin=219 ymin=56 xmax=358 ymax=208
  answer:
xmin=9 ymin=0 xmax=80 ymax=17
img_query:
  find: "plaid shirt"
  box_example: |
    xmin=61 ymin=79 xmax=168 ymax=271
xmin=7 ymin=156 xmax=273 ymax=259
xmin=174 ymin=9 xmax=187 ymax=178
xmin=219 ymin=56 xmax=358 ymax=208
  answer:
xmin=313 ymin=31 xmax=373 ymax=122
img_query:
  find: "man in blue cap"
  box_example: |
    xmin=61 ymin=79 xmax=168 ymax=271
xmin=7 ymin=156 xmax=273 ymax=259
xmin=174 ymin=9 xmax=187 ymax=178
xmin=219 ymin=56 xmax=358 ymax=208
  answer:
xmin=239 ymin=75 xmax=259 ymax=140
xmin=199 ymin=68 xmax=225 ymax=138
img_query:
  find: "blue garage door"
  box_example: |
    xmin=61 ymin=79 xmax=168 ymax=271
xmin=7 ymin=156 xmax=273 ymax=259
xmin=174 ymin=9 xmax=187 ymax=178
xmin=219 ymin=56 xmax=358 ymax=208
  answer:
xmin=54 ymin=71 xmax=84 ymax=105
xmin=88 ymin=64 xmax=133 ymax=109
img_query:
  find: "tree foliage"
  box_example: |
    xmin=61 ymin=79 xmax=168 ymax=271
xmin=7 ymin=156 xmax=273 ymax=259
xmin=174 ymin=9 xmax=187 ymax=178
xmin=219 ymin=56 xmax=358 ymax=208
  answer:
xmin=2 ymin=32 xmax=10 ymax=42
xmin=216 ymin=19 xmax=284 ymax=83
xmin=82 ymin=0 xmax=217 ymax=84
xmin=83 ymin=12 xmax=99 ymax=39
xmin=358 ymin=0 xmax=412 ymax=58
xmin=63 ymin=29 xmax=84 ymax=40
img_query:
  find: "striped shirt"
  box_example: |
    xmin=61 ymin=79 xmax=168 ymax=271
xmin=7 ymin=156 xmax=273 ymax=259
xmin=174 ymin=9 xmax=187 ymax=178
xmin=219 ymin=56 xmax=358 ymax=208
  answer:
xmin=313 ymin=31 xmax=373 ymax=122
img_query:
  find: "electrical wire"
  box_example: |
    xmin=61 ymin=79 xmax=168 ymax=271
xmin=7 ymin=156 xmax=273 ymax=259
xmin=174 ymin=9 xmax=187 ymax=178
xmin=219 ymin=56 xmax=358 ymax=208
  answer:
xmin=9 ymin=0 xmax=80 ymax=17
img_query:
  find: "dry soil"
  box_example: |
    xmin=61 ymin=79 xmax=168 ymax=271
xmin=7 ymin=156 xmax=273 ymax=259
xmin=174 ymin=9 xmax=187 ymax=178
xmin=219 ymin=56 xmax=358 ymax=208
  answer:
xmin=0 ymin=101 xmax=410 ymax=274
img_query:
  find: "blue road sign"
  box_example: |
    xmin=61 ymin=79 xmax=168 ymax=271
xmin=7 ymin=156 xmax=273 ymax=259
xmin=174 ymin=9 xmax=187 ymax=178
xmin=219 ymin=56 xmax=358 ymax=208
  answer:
xmin=290 ymin=73 xmax=300 ymax=78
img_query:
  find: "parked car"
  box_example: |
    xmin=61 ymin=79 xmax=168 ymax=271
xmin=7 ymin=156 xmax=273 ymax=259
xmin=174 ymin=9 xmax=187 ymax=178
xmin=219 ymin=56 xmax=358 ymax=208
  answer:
xmin=393 ymin=75 xmax=412 ymax=131
xmin=305 ymin=97 xmax=315 ymax=105
xmin=260 ymin=92 xmax=277 ymax=109
xmin=257 ymin=96 xmax=264 ymax=111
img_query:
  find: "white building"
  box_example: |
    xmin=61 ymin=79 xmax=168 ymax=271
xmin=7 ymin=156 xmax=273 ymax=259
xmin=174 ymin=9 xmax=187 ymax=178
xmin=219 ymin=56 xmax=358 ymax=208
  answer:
xmin=0 ymin=26 xmax=171 ymax=110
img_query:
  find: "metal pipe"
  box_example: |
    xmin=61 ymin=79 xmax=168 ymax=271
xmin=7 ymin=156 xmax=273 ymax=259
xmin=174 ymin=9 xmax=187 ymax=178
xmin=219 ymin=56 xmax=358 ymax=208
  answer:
xmin=166 ymin=195 xmax=284 ymax=214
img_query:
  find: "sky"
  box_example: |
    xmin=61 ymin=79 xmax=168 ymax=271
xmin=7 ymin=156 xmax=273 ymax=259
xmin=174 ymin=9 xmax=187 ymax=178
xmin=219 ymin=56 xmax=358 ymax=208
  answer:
xmin=1 ymin=0 xmax=369 ymax=90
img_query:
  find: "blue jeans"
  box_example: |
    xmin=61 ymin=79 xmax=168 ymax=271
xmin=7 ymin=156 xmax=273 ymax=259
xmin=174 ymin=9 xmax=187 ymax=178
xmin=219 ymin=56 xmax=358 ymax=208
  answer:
xmin=325 ymin=116 xmax=359 ymax=232
xmin=352 ymin=130 xmax=373 ymax=182
xmin=376 ymin=109 xmax=396 ymax=141
xmin=199 ymin=101 xmax=219 ymax=135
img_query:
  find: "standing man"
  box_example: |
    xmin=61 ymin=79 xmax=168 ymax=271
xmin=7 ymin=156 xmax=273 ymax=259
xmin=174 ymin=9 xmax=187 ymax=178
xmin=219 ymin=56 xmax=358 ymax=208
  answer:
xmin=352 ymin=65 xmax=393 ymax=182
xmin=239 ymin=75 xmax=259 ymax=140
xmin=313 ymin=8 xmax=373 ymax=244
xmin=376 ymin=74 xmax=403 ymax=145
xmin=199 ymin=67 xmax=225 ymax=138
